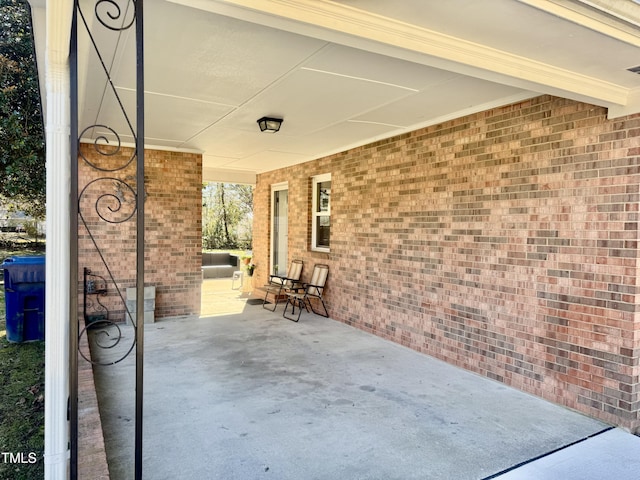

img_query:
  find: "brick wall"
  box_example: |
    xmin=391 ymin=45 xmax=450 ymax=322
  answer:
xmin=78 ymin=144 xmax=202 ymax=320
xmin=253 ymin=96 xmax=640 ymax=431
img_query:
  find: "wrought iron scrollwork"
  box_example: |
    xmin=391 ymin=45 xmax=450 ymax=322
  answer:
xmin=79 ymin=318 xmax=132 ymax=366
xmin=71 ymin=0 xmax=145 ymax=478
xmin=78 ymin=0 xmax=137 ymax=149
xmin=78 ymin=174 xmax=138 ymax=366
xmin=76 ymin=0 xmax=139 ymax=367
xmin=72 ymin=0 xmax=144 ymax=477
xmin=78 ymin=125 xmax=136 ymax=172
xmin=81 ymin=267 xmax=134 ymax=366
xmin=95 ymin=0 xmax=136 ymax=31
xmin=79 ymin=177 xmax=137 ymax=224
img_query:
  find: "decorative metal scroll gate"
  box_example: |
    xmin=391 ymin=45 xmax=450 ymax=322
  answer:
xmin=70 ymin=1 xmax=145 ymax=479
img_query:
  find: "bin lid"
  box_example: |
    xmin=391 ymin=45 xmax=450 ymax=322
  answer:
xmin=2 ymin=255 xmax=46 ymax=286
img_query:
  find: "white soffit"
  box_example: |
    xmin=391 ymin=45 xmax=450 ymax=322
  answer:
xmin=173 ymin=0 xmax=632 ymax=107
xmin=44 ymin=0 xmax=640 ymax=178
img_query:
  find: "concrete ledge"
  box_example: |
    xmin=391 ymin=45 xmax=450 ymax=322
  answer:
xmin=78 ymin=322 xmax=110 ymax=479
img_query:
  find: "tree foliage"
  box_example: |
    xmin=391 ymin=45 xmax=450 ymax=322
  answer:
xmin=0 ymin=0 xmax=45 ymax=219
xmin=202 ymin=183 xmax=253 ymax=250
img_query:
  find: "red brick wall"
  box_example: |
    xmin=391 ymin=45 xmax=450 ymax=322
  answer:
xmin=253 ymin=96 xmax=640 ymax=431
xmin=78 ymin=144 xmax=202 ymax=320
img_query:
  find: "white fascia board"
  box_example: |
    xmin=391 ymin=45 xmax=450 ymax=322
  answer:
xmin=608 ymin=86 xmax=640 ymax=118
xmin=171 ymin=0 xmax=629 ymax=109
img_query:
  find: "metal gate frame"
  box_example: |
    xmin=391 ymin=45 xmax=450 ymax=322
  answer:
xmin=69 ymin=1 xmax=145 ymax=478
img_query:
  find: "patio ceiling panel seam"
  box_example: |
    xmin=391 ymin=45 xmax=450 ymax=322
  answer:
xmin=179 ymin=41 xmax=334 ymax=147
xmin=207 ymin=0 xmax=630 ymax=106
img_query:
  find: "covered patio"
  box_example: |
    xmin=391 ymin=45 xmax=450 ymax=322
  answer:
xmin=27 ymin=1 xmax=640 ymax=477
xmin=87 ymin=279 xmax=640 ymax=480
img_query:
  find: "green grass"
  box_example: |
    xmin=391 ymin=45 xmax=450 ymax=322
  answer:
xmin=0 ymin=245 xmax=45 ymax=480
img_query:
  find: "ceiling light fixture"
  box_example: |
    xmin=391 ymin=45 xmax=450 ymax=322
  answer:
xmin=257 ymin=116 xmax=283 ymax=133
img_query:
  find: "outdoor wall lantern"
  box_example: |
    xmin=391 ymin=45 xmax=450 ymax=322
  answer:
xmin=257 ymin=116 xmax=283 ymax=133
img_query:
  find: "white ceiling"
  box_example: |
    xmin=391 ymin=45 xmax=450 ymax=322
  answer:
xmin=45 ymin=0 xmax=640 ymax=182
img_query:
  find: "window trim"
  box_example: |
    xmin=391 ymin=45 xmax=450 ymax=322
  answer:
xmin=311 ymin=173 xmax=331 ymax=253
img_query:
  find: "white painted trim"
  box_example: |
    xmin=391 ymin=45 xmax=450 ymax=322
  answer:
xmin=202 ymin=166 xmax=256 ymax=185
xmin=608 ymin=86 xmax=640 ymax=119
xmin=518 ymin=0 xmax=640 ymax=47
xmin=79 ymin=137 xmax=204 ymax=155
xmin=173 ymin=0 xmax=628 ymax=107
xmin=37 ymin=0 xmax=75 ymax=478
xmin=270 ymin=182 xmax=289 ymax=275
xmin=271 ymin=181 xmax=289 ymax=190
xmin=311 ymin=173 xmax=331 ymax=253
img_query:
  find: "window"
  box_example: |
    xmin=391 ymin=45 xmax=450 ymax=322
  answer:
xmin=312 ymin=173 xmax=331 ymax=252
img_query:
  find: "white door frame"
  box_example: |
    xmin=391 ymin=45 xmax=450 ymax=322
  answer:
xmin=270 ymin=182 xmax=289 ymax=276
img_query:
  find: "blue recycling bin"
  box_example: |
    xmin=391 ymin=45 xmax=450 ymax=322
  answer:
xmin=2 ymin=256 xmax=45 ymax=343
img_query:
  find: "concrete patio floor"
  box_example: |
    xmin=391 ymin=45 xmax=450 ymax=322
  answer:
xmin=90 ymin=278 xmax=640 ymax=480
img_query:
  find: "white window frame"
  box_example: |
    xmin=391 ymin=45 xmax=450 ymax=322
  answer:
xmin=311 ymin=173 xmax=331 ymax=252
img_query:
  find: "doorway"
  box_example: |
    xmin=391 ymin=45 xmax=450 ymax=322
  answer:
xmin=271 ymin=182 xmax=288 ymax=276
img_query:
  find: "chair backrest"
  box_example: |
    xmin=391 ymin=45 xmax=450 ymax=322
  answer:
xmin=282 ymin=259 xmax=303 ymax=287
xmin=307 ymin=264 xmax=329 ymax=297
xmin=287 ymin=259 xmax=303 ymax=280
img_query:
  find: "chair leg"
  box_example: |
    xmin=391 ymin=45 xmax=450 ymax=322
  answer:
xmin=262 ymin=286 xmax=281 ymax=311
xmin=282 ymin=296 xmax=294 ymax=321
xmin=283 ymin=296 xmax=303 ymax=322
xmin=308 ymin=297 xmax=329 ymax=317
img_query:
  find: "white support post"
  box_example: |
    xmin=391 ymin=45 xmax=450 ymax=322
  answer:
xmin=35 ymin=1 xmax=74 ymax=478
xmin=43 ymin=54 xmax=70 ymax=480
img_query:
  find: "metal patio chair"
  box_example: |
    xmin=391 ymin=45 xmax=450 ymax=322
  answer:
xmin=262 ymin=259 xmax=304 ymax=311
xmin=283 ymin=264 xmax=329 ymax=322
